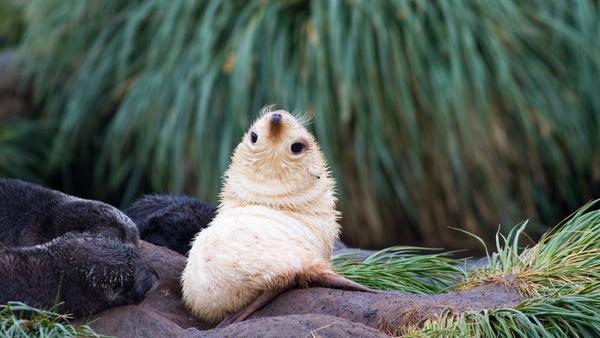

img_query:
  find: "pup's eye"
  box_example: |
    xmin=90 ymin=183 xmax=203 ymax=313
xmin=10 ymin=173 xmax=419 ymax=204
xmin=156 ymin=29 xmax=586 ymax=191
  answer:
xmin=291 ymin=142 xmax=305 ymax=154
xmin=250 ymin=132 xmax=258 ymax=143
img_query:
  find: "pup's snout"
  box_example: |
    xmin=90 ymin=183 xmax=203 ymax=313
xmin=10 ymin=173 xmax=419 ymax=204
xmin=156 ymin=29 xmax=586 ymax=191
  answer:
xmin=135 ymin=264 xmax=159 ymax=303
xmin=125 ymin=263 xmax=160 ymax=304
xmin=271 ymin=113 xmax=282 ymax=124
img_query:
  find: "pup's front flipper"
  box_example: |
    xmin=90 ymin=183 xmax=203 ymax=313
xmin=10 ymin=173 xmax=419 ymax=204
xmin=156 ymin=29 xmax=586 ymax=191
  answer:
xmin=216 ymin=288 xmax=287 ymax=328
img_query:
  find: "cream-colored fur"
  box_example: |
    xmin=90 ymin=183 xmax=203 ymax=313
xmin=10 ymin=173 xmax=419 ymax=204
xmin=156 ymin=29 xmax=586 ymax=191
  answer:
xmin=181 ymin=109 xmax=340 ymax=323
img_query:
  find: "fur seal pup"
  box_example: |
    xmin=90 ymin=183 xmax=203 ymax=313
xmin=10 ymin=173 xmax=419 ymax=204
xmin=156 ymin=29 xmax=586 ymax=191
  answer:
xmin=125 ymin=194 xmax=216 ymax=255
xmin=0 ymin=178 xmax=158 ymax=316
xmin=0 ymin=233 xmax=158 ymax=316
xmin=182 ymin=109 xmax=373 ymax=325
xmin=0 ymin=178 xmax=139 ymax=246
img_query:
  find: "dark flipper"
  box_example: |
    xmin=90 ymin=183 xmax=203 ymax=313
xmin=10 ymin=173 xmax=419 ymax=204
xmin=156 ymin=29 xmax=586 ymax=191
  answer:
xmin=306 ymin=269 xmax=379 ymax=293
xmin=216 ymin=288 xmax=288 ymax=328
xmin=216 ymin=265 xmax=377 ymax=328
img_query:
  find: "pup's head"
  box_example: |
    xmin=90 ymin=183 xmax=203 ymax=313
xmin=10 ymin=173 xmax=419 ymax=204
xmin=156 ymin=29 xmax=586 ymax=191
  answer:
xmin=125 ymin=194 xmax=216 ymax=255
xmin=48 ymin=234 xmax=159 ymax=316
xmin=223 ymin=109 xmax=335 ymax=208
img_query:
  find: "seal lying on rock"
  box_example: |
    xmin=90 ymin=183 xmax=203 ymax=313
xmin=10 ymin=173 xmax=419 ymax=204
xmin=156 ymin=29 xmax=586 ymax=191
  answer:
xmin=0 ymin=178 xmax=158 ymax=316
xmin=125 ymin=194 xmax=216 ymax=255
xmin=0 ymin=178 xmax=139 ymax=246
xmin=182 ymin=109 xmax=373 ymax=325
xmin=0 ymin=233 xmax=158 ymax=316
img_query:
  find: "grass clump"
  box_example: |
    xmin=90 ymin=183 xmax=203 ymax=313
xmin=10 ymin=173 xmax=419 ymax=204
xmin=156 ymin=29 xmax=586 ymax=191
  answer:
xmin=0 ymin=302 xmax=108 ymax=338
xmin=463 ymin=200 xmax=600 ymax=297
xmin=419 ymin=201 xmax=600 ymax=337
xmin=335 ymin=201 xmax=600 ymax=337
xmin=414 ymin=201 xmax=600 ymax=337
xmin=411 ymin=283 xmax=600 ymax=337
xmin=332 ymin=247 xmax=462 ymax=294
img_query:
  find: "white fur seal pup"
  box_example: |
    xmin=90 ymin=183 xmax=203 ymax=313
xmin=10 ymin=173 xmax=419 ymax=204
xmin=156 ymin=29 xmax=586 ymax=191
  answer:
xmin=182 ymin=109 xmax=373 ymax=325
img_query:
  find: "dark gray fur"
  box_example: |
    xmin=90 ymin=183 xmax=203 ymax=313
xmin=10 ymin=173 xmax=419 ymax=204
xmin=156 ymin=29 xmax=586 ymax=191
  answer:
xmin=0 ymin=234 xmax=158 ymax=316
xmin=0 ymin=178 xmax=139 ymax=247
xmin=0 ymin=178 xmax=158 ymax=317
xmin=125 ymin=194 xmax=216 ymax=255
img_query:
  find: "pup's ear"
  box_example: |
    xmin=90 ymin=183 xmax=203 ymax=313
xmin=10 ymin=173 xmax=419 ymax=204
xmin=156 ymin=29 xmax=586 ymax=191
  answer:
xmin=308 ymin=167 xmax=321 ymax=179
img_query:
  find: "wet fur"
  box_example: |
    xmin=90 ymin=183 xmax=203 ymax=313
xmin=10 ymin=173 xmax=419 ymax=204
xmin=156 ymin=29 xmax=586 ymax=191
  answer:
xmin=0 ymin=178 xmax=158 ymax=316
xmin=125 ymin=194 xmax=216 ymax=255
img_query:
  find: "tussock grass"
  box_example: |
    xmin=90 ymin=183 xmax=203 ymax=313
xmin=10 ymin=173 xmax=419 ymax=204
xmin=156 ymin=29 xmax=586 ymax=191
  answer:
xmin=12 ymin=0 xmax=600 ymax=248
xmin=462 ymin=200 xmax=600 ymax=297
xmin=410 ymin=283 xmax=600 ymax=337
xmin=0 ymin=121 xmax=52 ymax=182
xmin=335 ymin=201 xmax=600 ymax=337
xmin=419 ymin=201 xmax=600 ymax=337
xmin=333 ymin=247 xmax=462 ymax=294
xmin=0 ymin=302 xmax=107 ymax=338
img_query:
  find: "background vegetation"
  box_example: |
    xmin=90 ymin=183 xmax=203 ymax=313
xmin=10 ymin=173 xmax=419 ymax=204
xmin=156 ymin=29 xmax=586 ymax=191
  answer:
xmin=0 ymin=0 xmax=598 ymax=249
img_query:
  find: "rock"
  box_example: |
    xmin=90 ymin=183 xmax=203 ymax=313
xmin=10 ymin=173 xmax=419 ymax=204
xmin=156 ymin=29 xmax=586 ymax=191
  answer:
xmin=136 ymin=241 xmax=208 ymax=329
xmin=333 ymin=239 xmax=348 ymax=252
xmin=181 ymin=314 xmax=391 ymax=338
xmin=80 ymin=241 xmax=523 ymax=337
xmin=251 ymin=283 xmax=523 ymax=335
xmin=86 ymin=306 xmax=186 ymax=338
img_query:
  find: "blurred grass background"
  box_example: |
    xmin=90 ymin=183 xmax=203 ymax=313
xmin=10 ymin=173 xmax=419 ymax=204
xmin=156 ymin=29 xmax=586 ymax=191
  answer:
xmin=0 ymin=0 xmax=598 ymax=250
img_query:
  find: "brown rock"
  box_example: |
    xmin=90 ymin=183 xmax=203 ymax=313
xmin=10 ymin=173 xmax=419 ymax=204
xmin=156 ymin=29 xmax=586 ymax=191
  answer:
xmin=137 ymin=241 xmax=208 ymax=329
xmin=79 ymin=241 xmax=523 ymax=337
xmin=87 ymin=305 xmax=186 ymax=338
xmin=251 ymin=283 xmax=523 ymax=335
xmin=181 ymin=314 xmax=391 ymax=338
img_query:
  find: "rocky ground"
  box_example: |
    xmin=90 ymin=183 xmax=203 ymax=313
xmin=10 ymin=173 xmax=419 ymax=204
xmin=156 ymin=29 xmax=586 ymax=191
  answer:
xmin=76 ymin=242 xmax=523 ymax=338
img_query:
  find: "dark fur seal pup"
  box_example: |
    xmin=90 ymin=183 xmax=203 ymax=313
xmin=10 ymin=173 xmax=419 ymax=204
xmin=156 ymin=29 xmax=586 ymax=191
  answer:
xmin=0 ymin=178 xmax=139 ymax=246
xmin=125 ymin=194 xmax=216 ymax=255
xmin=0 ymin=233 xmax=158 ymax=316
xmin=0 ymin=178 xmax=158 ymax=316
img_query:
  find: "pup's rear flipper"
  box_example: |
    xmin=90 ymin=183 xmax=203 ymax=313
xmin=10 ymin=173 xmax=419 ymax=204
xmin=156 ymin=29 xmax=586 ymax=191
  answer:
xmin=216 ymin=288 xmax=287 ymax=328
xmin=305 ymin=268 xmax=378 ymax=293
xmin=216 ymin=268 xmax=376 ymax=328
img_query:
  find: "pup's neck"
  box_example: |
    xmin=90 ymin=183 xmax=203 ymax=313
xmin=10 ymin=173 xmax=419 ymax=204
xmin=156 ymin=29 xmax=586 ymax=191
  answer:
xmin=219 ymin=174 xmax=341 ymax=256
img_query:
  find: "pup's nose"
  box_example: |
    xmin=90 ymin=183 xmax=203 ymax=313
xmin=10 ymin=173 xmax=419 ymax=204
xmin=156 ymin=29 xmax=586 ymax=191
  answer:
xmin=131 ymin=264 xmax=160 ymax=304
xmin=271 ymin=113 xmax=282 ymax=124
